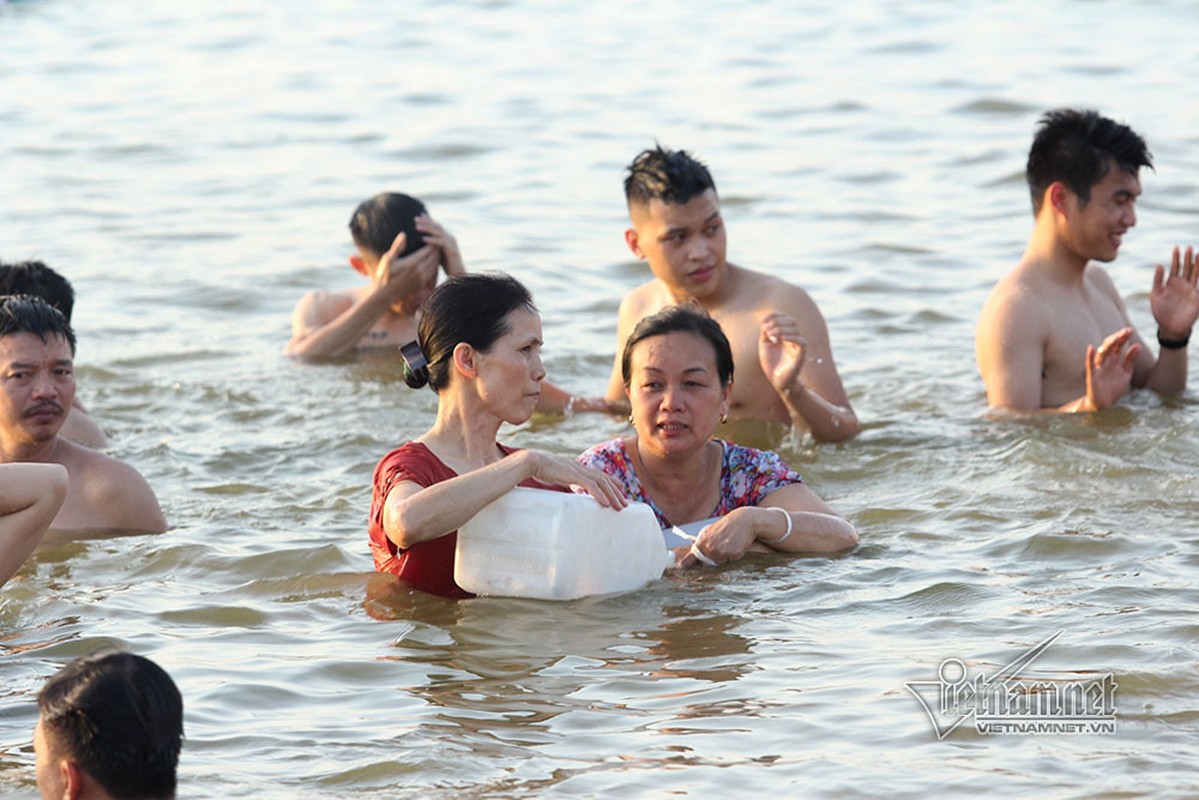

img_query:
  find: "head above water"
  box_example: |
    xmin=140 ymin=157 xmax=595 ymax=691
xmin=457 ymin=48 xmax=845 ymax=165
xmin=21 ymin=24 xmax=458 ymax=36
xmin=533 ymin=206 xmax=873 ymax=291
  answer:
xmin=349 ymin=192 xmax=428 ymax=260
xmin=621 ymin=304 xmax=734 ymax=389
xmin=0 ymin=261 xmax=74 ymax=323
xmin=1026 ymin=109 xmax=1153 ymax=215
xmin=403 ymin=272 xmax=537 ymax=392
xmin=624 ymin=145 xmax=718 ymax=210
xmin=0 ymin=294 xmax=76 ymax=355
xmin=36 ymin=651 xmax=183 ymax=800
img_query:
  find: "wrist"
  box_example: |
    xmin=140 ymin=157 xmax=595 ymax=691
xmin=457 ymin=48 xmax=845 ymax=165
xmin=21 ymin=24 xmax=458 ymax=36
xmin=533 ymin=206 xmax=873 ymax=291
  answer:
xmin=1157 ymin=327 xmax=1191 ymax=350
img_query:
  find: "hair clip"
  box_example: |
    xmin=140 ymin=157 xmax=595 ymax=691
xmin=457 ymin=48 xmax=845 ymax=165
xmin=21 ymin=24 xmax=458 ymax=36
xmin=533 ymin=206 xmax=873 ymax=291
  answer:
xmin=399 ymin=340 xmax=428 ymax=376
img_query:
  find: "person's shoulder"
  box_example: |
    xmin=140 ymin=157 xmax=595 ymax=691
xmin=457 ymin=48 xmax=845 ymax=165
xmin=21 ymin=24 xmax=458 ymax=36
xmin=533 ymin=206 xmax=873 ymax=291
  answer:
xmin=578 ymin=437 xmax=625 ymax=461
xmin=731 ymin=264 xmax=817 ymax=308
xmin=292 ymin=287 xmax=358 ymax=321
xmin=1083 ymin=262 xmax=1121 ymax=296
xmin=618 ymin=280 xmax=663 ymax=315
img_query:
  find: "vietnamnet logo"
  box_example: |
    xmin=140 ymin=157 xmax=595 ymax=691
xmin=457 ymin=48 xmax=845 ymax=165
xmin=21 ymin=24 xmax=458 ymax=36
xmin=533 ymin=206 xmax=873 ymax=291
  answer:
xmin=905 ymin=631 xmax=1117 ymax=740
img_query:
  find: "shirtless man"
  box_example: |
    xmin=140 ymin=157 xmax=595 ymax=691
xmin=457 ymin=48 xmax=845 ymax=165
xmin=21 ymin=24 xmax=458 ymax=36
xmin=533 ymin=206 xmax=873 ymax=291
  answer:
xmin=600 ymin=146 xmax=858 ymax=443
xmin=287 ymin=192 xmax=465 ymax=358
xmin=0 ymin=260 xmax=108 ymax=447
xmin=0 ymin=295 xmax=165 ymax=534
xmin=977 ymin=109 xmax=1199 ymax=412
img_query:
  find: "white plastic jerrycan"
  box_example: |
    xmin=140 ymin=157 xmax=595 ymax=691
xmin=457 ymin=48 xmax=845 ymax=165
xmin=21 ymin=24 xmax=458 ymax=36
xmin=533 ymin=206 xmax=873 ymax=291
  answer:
xmin=454 ymin=486 xmax=671 ymax=600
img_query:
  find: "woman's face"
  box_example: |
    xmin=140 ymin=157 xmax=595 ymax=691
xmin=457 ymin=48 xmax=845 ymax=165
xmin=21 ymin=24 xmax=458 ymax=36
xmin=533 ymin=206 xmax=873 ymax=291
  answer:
xmin=472 ymin=307 xmax=546 ymax=424
xmin=626 ymin=330 xmax=730 ymax=459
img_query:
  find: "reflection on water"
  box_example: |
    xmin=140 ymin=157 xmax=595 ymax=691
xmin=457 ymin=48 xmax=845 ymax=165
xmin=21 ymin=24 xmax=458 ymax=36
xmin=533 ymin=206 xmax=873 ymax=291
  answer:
xmin=3 ymin=0 xmax=1199 ymax=797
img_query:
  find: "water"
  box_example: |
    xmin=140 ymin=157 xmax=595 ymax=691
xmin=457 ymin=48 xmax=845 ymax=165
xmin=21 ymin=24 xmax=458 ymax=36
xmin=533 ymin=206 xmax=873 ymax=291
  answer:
xmin=3 ymin=0 xmax=1199 ymax=796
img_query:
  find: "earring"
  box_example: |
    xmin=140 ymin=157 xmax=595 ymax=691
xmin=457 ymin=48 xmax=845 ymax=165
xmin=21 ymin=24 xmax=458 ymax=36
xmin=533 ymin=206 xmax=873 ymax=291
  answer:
xmin=628 ymin=415 xmax=635 ymax=427
xmin=720 ymin=413 xmax=728 ymax=424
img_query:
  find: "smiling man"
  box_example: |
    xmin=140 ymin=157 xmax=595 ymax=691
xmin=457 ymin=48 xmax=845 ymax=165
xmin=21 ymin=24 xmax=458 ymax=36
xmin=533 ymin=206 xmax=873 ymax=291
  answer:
xmin=602 ymin=146 xmax=859 ymax=443
xmin=976 ymin=109 xmax=1199 ymax=412
xmin=0 ymin=295 xmax=165 ymax=535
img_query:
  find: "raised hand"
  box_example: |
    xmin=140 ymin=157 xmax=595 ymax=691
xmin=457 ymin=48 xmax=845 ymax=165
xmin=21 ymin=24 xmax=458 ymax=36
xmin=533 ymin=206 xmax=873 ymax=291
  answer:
xmin=1084 ymin=327 xmax=1141 ymax=410
xmin=376 ymin=231 xmax=440 ymax=303
xmin=758 ymin=311 xmax=807 ymax=394
xmin=1151 ymin=246 xmax=1199 ymax=340
xmin=415 ymin=214 xmax=466 ymax=276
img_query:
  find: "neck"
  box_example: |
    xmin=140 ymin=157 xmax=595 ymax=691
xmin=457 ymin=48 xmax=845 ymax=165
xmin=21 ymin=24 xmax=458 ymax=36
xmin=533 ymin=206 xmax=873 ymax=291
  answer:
xmin=1023 ymin=215 xmax=1089 ymax=283
xmin=631 ymin=436 xmax=717 ymax=495
xmin=421 ymin=391 xmax=505 ymax=470
xmin=664 ymin=263 xmax=738 ymax=307
xmin=0 ymin=435 xmax=60 ymax=464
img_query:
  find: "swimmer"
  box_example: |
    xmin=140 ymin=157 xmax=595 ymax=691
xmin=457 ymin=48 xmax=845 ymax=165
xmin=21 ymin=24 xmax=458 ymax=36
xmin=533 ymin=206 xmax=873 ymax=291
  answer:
xmin=368 ymin=273 xmax=627 ymax=598
xmin=0 ymin=260 xmax=108 ymax=447
xmin=977 ymin=109 xmax=1199 ymax=412
xmin=287 ymin=192 xmax=465 ymax=358
xmin=601 ymin=145 xmax=859 ymax=442
xmin=0 ymin=295 xmax=165 ymax=535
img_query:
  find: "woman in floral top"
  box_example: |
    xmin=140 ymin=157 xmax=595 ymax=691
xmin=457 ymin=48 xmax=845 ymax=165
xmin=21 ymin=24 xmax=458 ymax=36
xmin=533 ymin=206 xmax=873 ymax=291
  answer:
xmin=579 ymin=306 xmax=857 ymax=568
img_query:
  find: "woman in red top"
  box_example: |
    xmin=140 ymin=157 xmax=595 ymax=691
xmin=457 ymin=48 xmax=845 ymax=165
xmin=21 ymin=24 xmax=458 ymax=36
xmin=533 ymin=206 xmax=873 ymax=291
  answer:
xmin=368 ymin=273 xmax=627 ymax=598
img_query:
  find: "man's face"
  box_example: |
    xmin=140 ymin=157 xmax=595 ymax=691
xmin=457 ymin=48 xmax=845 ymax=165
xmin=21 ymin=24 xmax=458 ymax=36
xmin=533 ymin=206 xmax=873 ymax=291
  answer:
xmin=1064 ymin=165 xmax=1141 ymax=263
xmin=34 ymin=716 xmax=66 ymax=800
xmin=0 ymin=332 xmax=75 ymax=448
xmin=626 ymin=189 xmax=728 ymax=299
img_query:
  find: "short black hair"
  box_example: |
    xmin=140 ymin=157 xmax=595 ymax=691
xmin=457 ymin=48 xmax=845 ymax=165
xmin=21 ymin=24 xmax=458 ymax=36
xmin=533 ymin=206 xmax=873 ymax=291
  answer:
xmin=349 ymin=192 xmax=428 ymax=259
xmin=1026 ymin=109 xmax=1153 ymax=214
xmin=624 ymin=145 xmax=717 ymax=208
xmin=621 ymin=303 xmax=734 ymax=388
xmin=38 ymin=651 xmax=183 ymax=800
xmin=404 ymin=272 xmax=537 ymax=392
xmin=0 ymin=260 xmax=74 ymax=322
xmin=0 ymin=294 xmax=76 ymax=355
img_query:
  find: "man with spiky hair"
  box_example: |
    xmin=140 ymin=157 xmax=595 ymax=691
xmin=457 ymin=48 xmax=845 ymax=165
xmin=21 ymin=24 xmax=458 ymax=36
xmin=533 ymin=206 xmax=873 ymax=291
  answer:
xmin=977 ymin=109 xmax=1199 ymax=412
xmin=0 ymin=295 xmax=165 ymax=534
xmin=602 ymin=145 xmax=859 ymax=443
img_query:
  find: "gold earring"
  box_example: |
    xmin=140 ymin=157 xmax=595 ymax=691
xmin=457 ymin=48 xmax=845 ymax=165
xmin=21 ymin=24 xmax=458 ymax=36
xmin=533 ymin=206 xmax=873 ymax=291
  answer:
xmin=628 ymin=414 xmax=635 ymax=427
xmin=720 ymin=413 xmax=728 ymax=424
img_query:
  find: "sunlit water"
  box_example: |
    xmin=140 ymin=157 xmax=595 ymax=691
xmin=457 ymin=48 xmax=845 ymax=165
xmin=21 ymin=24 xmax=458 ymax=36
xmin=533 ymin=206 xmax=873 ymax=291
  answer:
xmin=3 ymin=1 xmax=1199 ymax=797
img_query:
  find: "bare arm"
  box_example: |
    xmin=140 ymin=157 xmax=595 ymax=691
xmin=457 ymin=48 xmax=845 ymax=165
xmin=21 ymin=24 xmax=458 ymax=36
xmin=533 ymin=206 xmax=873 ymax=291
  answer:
xmin=0 ymin=463 xmax=68 ymax=585
xmin=681 ymin=482 xmax=857 ymax=567
xmin=84 ymin=459 xmax=167 ymax=534
xmin=759 ymin=288 xmax=859 ymax=442
xmin=534 ymin=380 xmax=613 ymax=415
xmin=383 ymin=449 xmax=627 ymax=550
xmin=286 ymin=238 xmax=441 ymax=358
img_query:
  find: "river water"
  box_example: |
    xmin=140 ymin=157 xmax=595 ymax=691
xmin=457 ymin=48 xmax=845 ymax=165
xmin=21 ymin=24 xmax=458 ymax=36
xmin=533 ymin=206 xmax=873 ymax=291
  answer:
xmin=2 ymin=1 xmax=1199 ymax=797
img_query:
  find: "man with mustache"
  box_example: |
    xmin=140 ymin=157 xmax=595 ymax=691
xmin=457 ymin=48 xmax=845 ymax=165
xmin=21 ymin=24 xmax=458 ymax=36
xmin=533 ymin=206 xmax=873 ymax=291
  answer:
xmin=0 ymin=295 xmax=165 ymax=535
xmin=977 ymin=109 xmax=1199 ymax=412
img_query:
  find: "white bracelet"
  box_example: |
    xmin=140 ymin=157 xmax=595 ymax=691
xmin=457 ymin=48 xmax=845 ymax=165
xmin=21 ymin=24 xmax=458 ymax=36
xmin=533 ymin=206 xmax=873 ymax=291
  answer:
xmin=689 ymin=542 xmax=718 ymax=567
xmin=768 ymin=507 xmax=793 ymax=544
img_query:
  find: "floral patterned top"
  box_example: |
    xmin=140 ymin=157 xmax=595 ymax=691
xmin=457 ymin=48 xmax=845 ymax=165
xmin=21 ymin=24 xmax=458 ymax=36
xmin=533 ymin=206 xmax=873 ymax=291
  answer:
xmin=577 ymin=437 xmax=803 ymax=528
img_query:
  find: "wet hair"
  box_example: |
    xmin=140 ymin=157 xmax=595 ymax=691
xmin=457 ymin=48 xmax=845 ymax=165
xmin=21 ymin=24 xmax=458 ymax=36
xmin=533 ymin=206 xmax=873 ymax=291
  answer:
xmin=0 ymin=294 xmax=76 ymax=355
xmin=621 ymin=304 xmax=734 ymax=388
xmin=624 ymin=145 xmax=717 ymax=208
xmin=1027 ymin=109 xmax=1153 ymax=214
xmin=348 ymin=192 xmax=428 ymax=260
xmin=0 ymin=261 xmax=74 ymax=322
xmin=38 ymin=651 xmax=183 ymax=800
xmin=404 ymin=272 xmax=537 ymax=392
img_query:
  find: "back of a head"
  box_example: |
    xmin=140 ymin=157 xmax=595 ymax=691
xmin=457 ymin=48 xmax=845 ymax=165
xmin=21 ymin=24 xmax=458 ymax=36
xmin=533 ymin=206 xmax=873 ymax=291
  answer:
xmin=621 ymin=303 xmax=734 ymax=388
xmin=349 ymin=192 xmax=428 ymax=260
xmin=0 ymin=294 xmax=77 ymax=355
xmin=38 ymin=651 xmax=183 ymax=800
xmin=1026 ymin=108 xmax=1153 ymax=214
xmin=403 ymin=272 xmax=535 ymax=392
xmin=624 ymin=145 xmax=717 ymax=208
xmin=0 ymin=260 xmax=74 ymax=322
